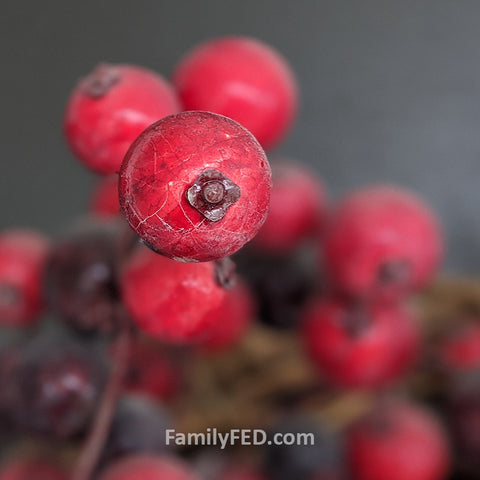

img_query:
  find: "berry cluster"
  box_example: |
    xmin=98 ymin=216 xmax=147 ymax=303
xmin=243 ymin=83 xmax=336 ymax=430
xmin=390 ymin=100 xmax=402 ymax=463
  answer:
xmin=0 ymin=34 xmax=474 ymax=480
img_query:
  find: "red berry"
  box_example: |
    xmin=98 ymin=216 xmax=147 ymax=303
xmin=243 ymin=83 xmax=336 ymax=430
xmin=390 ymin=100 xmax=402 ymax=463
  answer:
xmin=347 ymin=401 xmax=451 ymax=480
xmin=301 ymin=298 xmax=420 ymax=388
xmin=323 ymin=185 xmax=443 ymax=299
xmin=0 ymin=229 xmax=49 ymax=326
xmin=0 ymin=458 xmax=67 ymax=480
xmin=254 ymin=162 xmax=327 ymax=253
xmin=64 ymin=63 xmax=181 ymax=174
xmin=172 ymin=36 xmax=298 ymax=150
xmin=200 ymin=279 xmax=255 ymax=352
xmin=439 ymin=322 xmax=480 ymax=370
xmin=98 ymin=455 xmax=199 ymax=480
xmin=90 ymin=175 xmax=120 ymax=218
xmin=119 ymin=111 xmax=271 ymax=262
xmin=123 ymin=337 xmax=182 ymax=401
xmin=121 ymin=246 xmax=227 ymax=343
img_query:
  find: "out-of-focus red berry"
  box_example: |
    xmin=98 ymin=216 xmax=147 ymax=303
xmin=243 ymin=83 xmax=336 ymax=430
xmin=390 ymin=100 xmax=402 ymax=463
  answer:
xmin=301 ymin=298 xmax=420 ymax=389
xmin=439 ymin=322 xmax=480 ymax=370
xmin=123 ymin=338 xmax=182 ymax=401
xmin=254 ymin=162 xmax=327 ymax=253
xmin=200 ymin=279 xmax=255 ymax=352
xmin=0 ymin=458 xmax=67 ymax=480
xmin=64 ymin=63 xmax=181 ymax=174
xmin=0 ymin=229 xmax=49 ymax=326
xmin=172 ymin=36 xmax=298 ymax=150
xmin=98 ymin=455 xmax=199 ymax=480
xmin=90 ymin=175 xmax=120 ymax=218
xmin=121 ymin=246 xmax=227 ymax=343
xmin=347 ymin=401 xmax=451 ymax=480
xmin=119 ymin=111 xmax=271 ymax=262
xmin=323 ymin=185 xmax=443 ymax=300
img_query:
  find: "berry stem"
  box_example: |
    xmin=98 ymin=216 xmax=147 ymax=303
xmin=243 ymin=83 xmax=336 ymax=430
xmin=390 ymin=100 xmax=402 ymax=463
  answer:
xmin=72 ymin=313 xmax=131 ymax=480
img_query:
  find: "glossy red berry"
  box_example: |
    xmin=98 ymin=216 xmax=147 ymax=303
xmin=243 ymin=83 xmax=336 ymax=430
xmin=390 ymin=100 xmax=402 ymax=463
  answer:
xmin=98 ymin=455 xmax=199 ymax=480
xmin=199 ymin=279 xmax=255 ymax=352
xmin=121 ymin=246 xmax=227 ymax=343
xmin=0 ymin=458 xmax=67 ymax=480
xmin=439 ymin=322 xmax=480 ymax=370
xmin=347 ymin=401 xmax=451 ymax=480
xmin=123 ymin=338 xmax=182 ymax=401
xmin=90 ymin=175 xmax=120 ymax=218
xmin=119 ymin=111 xmax=271 ymax=262
xmin=323 ymin=185 xmax=443 ymax=299
xmin=254 ymin=162 xmax=327 ymax=253
xmin=0 ymin=229 xmax=49 ymax=326
xmin=172 ymin=36 xmax=298 ymax=150
xmin=64 ymin=64 xmax=181 ymax=174
xmin=301 ymin=298 xmax=420 ymax=388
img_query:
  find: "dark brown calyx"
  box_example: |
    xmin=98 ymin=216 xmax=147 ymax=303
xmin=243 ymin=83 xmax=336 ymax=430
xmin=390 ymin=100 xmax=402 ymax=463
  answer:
xmin=377 ymin=259 xmax=410 ymax=287
xmin=83 ymin=63 xmax=121 ymax=98
xmin=187 ymin=169 xmax=241 ymax=222
xmin=214 ymin=257 xmax=236 ymax=289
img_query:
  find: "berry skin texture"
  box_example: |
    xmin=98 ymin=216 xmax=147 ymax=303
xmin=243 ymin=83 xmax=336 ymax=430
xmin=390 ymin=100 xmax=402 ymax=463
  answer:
xmin=172 ymin=36 xmax=298 ymax=150
xmin=0 ymin=458 xmax=67 ymax=480
xmin=323 ymin=185 xmax=443 ymax=299
xmin=301 ymin=298 xmax=420 ymax=389
xmin=200 ymin=279 xmax=255 ymax=352
xmin=347 ymin=401 xmax=451 ymax=480
xmin=0 ymin=229 xmax=49 ymax=326
xmin=98 ymin=455 xmax=199 ymax=480
xmin=119 ymin=111 xmax=272 ymax=262
xmin=64 ymin=63 xmax=181 ymax=174
xmin=90 ymin=175 xmax=120 ymax=218
xmin=254 ymin=162 xmax=327 ymax=253
xmin=121 ymin=246 xmax=227 ymax=343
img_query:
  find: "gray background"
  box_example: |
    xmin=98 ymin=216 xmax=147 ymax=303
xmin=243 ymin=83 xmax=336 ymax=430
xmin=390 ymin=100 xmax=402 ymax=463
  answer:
xmin=1 ymin=0 xmax=480 ymax=273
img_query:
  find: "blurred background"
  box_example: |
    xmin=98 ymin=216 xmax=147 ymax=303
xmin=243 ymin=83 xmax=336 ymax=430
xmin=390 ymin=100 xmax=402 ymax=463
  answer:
xmin=1 ymin=0 xmax=480 ymax=272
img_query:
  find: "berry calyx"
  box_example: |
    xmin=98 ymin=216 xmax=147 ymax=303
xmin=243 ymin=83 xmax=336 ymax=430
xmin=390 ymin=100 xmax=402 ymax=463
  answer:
xmin=301 ymin=297 xmax=420 ymax=388
xmin=172 ymin=36 xmax=298 ymax=150
xmin=186 ymin=169 xmax=241 ymax=222
xmin=120 ymin=245 xmax=227 ymax=343
xmin=347 ymin=401 xmax=451 ymax=480
xmin=64 ymin=64 xmax=181 ymax=174
xmin=323 ymin=185 xmax=443 ymax=299
xmin=119 ymin=111 xmax=271 ymax=262
xmin=0 ymin=229 xmax=49 ymax=326
xmin=98 ymin=455 xmax=199 ymax=480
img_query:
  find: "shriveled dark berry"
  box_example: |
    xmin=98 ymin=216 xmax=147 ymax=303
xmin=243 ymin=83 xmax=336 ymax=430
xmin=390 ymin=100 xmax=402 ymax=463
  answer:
xmin=234 ymin=248 xmax=318 ymax=329
xmin=45 ymin=221 xmax=122 ymax=334
xmin=102 ymin=396 xmax=173 ymax=464
xmin=0 ymin=336 xmax=107 ymax=438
